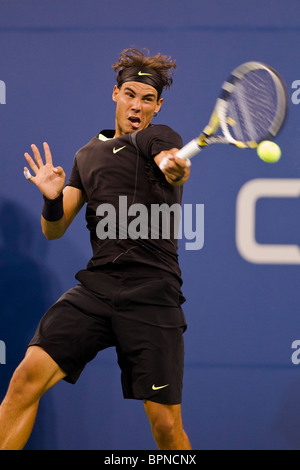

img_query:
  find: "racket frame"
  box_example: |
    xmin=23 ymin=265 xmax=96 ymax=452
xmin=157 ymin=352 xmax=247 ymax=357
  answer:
xmin=176 ymin=61 xmax=287 ymax=161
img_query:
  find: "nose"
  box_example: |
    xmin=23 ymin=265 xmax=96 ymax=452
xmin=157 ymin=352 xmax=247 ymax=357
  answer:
xmin=131 ymin=97 xmax=141 ymax=112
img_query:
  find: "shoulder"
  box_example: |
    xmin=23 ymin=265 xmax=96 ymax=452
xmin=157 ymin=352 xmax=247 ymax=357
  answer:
xmin=138 ymin=124 xmax=182 ymax=141
xmin=75 ymin=136 xmax=97 ymax=157
xmin=75 ymin=131 xmax=114 ymax=161
xmin=135 ymin=125 xmax=183 ymax=158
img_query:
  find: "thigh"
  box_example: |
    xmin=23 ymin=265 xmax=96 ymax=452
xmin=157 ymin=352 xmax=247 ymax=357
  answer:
xmin=114 ymin=310 xmax=186 ymax=405
xmin=113 ymin=271 xmax=187 ymax=405
xmin=29 ymin=285 xmax=116 ymax=384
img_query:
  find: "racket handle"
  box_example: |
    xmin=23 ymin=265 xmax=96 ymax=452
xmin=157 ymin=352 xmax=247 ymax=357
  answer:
xmin=159 ymin=138 xmax=201 ymax=171
xmin=176 ymin=139 xmax=202 ymax=160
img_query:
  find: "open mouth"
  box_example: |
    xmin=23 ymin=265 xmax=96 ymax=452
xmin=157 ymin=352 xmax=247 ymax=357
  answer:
xmin=128 ymin=116 xmax=141 ymax=129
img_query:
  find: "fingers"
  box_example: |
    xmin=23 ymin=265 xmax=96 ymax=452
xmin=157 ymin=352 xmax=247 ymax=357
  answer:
xmin=23 ymin=166 xmax=33 ymax=181
xmin=30 ymin=144 xmax=44 ymax=168
xmin=24 ymin=142 xmax=56 ymax=182
xmin=159 ymin=157 xmax=169 ymax=171
xmin=159 ymin=155 xmax=191 ymax=176
xmin=24 ymin=142 xmax=52 ymax=171
xmin=159 ymin=149 xmax=191 ymax=172
xmin=43 ymin=142 xmax=53 ymax=165
xmin=157 ymin=149 xmax=191 ymax=185
xmin=174 ymin=155 xmax=192 ymax=168
xmin=24 ymin=151 xmax=39 ymax=175
xmin=163 ymin=163 xmax=190 ymax=185
xmin=24 ymin=144 xmax=44 ymax=176
xmin=53 ymin=166 xmax=65 ymax=178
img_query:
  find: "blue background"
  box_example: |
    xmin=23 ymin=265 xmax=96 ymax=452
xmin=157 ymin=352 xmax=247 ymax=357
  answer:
xmin=0 ymin=0 xmax=300 ymax=450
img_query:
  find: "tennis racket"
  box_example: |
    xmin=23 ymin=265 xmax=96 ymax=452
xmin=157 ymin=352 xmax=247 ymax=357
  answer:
xmin=160 ymin=61 xmax=287 ymax=168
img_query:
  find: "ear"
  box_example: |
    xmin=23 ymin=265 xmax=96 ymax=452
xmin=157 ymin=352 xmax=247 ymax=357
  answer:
xmin=155 ymin=97 xmax=163 ymax=114
xmin=112 ymin=85 xmax=120 ymax=103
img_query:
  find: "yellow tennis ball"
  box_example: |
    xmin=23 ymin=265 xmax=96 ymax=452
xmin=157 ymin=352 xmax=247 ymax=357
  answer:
xmin=257 ymin=141 xmax=281 ymax=163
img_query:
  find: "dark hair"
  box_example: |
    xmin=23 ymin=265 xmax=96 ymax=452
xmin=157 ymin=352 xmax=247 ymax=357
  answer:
xmin=112 ymin=48 xmax=177 ymax=95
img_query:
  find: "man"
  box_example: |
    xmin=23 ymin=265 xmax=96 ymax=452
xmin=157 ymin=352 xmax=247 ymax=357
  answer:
xmin=0 ymin=48 xmax=191 ymax=450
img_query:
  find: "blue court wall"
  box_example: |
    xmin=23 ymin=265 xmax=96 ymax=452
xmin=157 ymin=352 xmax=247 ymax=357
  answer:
xmin=0 ymin=0 xmax=300 ymax=450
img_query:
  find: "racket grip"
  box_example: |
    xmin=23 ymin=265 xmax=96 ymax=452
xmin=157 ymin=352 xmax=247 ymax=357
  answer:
xmin=159 ymin=155 xmax=191 ymax=171
xmin=176 ymin=139 xmax=202 ymax=160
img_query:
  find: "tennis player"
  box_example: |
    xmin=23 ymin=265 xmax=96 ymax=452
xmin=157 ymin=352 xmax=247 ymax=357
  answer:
xmin=0 ymin=48 xmax=191 ymax=450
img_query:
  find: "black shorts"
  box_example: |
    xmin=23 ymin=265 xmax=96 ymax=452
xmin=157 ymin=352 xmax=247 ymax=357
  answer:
xmin=28 ymin=264 xmax=187 ymax=405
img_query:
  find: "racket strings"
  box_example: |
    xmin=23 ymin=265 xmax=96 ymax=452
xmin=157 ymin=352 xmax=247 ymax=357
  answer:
xmin=226 ymin=69 xmax=280 ymax=143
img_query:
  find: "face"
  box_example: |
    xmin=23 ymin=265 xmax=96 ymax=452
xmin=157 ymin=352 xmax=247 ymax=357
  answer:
xmin=112 ymin=81 xmax=163 ymax=137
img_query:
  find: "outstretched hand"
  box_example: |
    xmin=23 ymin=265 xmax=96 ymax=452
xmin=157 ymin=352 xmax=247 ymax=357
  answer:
xmin=24 ymin=142 xmax=65 ymax=200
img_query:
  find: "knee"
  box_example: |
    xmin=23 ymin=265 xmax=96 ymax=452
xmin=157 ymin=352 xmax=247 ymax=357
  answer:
xmin=145 ymin=403 xmax=179 ymax=440
xmin=6 ymin=357 xmax=44 ymax=404
xmin=151 ymin=414 xmax=177 ymax=440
